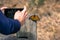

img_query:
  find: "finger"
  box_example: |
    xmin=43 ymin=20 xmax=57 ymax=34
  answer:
xmin=21 ymin=6 xmax=26 ymax=13
xmin=26 ymin=15 xmax=28 ymax=18
xmin=0 ymin=7 xmax=8 ymax=10
xmin=24 ymin=12 xmax=27 ymax=17
xmin=25 ymin=12 xmax=28 ymax=16
xmin=25 ymin=15 xmax=28 ymax=19
xmin=15 ymin=10 xmax=21 ymax=13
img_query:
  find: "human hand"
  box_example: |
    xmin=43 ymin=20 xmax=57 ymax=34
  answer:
xmin=14 ymin=6 xmax=27 ymax=26
xmin=0 ymin=7 xmax=8 ymax=14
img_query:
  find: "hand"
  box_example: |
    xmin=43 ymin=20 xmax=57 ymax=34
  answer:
xmin=0 ymin=7 xmax=8 ymax=14
xmin=14 ymin=6 xmax=27 ymax=26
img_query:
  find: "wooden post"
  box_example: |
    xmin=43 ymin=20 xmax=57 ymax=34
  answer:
xmin=16 ymin=14 xmax=40 ymax=40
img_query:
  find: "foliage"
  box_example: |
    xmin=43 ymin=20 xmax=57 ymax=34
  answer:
xmin=29 ymin=0 xmax=36 ymax=7
xmin=37 ymin=0 xmax=45 ymax=6
xmin=29 ymin=0 xmax=45 ymax=7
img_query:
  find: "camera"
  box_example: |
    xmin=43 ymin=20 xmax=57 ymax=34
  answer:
xmin=4 ymin=8 xmax=23 ymax=19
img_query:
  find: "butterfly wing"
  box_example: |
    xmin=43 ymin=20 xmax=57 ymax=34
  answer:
xmin=29 ymin=15 xmax=40 ymax=21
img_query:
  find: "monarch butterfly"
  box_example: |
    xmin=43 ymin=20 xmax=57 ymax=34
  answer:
xmin=29 ymin=15 xmax=40 ymax=22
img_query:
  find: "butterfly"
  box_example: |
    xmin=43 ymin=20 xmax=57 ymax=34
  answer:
xmin=29 ymin=15 xmax=40 ymax=22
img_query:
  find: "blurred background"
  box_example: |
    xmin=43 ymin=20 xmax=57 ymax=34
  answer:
xmin=0 ymin=0 xmax=60 ymax=40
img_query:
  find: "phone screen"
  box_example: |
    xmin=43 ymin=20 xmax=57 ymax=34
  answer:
xmin=4 ymin=8 xmax=23 ymax=19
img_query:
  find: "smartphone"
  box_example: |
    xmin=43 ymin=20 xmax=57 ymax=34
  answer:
xmin=4 ymin=8 xmax=23 ymax=19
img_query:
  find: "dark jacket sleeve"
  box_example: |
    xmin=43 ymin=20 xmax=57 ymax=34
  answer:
xmin=0 ymin=10 xmax=21 ymax=35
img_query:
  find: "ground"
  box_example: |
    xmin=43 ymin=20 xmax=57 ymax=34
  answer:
xmin=0 ymin=0 xmax=60 ymax=40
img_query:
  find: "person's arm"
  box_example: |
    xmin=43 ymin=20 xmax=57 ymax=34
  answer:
xmin=0 ymin=6 xmax=27 ymax=35
xmin=0 ymin=10 xmax=21 ymax=35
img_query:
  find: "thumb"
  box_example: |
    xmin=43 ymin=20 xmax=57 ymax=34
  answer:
xmin=21 ymin=6 xmax=26 ymax=13
xmin=0 ymin=7 xmax=8 ymax=10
